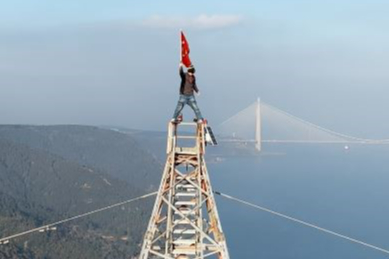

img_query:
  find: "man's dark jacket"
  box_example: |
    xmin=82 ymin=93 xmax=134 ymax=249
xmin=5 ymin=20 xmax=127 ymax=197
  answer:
xmin=179 ymin=66 xmax=199 ymax=96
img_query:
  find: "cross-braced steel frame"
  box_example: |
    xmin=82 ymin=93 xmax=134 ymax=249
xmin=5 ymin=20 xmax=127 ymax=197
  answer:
xmin=139 ymin=122 xmax=229 ymax=259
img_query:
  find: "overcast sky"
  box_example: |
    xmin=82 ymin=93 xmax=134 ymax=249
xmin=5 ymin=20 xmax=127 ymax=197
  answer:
xmin=1 ymin=0 xmax=389 ymax=138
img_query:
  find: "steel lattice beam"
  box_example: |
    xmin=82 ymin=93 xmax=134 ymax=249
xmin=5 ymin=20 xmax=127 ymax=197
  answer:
xmin=139 ymin=122 xmax=229 ymax=259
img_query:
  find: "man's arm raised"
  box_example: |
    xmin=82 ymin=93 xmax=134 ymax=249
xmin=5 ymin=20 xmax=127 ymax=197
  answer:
xmin=179 ymin=62 xmax=185 ymax=79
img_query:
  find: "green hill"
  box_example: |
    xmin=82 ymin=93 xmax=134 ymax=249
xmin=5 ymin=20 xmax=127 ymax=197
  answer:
xmin=0 ymin=125 xmax=162 ymax=258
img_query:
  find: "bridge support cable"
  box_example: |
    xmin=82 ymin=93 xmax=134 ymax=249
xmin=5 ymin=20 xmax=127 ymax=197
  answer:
xmin=214 ymin=191 xmax=389 ymax=256
xmin=0 ymin=192 xmax=157 ymax=244
xmin=260 ymin=102 xmax=376 ymax=143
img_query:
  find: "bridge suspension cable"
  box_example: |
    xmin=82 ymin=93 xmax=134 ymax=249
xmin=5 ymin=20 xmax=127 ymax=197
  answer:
xmin=262 ymin=102 xmax=389 ymax=143
xmin=214 ymin=191 xmax=389 ymax=256
xmin=0 ymin=191 xmax=157 ymax=244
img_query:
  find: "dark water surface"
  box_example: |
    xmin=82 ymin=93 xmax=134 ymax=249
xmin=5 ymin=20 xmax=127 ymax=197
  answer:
xmin=207 ymin=144 xmax=389 ymax=259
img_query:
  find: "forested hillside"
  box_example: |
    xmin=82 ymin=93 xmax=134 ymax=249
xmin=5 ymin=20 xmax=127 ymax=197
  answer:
xmin=0 ymin=125 xmax=162 ymax=258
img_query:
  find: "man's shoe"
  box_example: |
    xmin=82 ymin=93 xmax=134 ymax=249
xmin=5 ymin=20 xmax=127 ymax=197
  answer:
xmin=171 ymin=118 xmax=178 ymax=124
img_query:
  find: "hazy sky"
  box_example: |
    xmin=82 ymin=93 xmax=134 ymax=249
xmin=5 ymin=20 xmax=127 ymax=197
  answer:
xmin=1 ymin=0 xmax=389 ymax=137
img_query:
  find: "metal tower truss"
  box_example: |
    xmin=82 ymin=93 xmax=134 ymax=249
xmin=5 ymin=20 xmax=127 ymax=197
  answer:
xmin=140 ymin=122 xmax=230 ymax=259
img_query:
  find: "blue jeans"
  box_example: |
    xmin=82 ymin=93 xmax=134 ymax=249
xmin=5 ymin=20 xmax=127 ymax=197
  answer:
xmin=173 ymin=94 xmax=203 ymax=120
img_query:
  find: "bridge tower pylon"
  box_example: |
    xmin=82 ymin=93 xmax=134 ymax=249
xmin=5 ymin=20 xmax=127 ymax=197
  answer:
xmin=139 ymin=122 xmax=230 ymax=259
xmin=255 ymin=98 xmax=262 ymax=152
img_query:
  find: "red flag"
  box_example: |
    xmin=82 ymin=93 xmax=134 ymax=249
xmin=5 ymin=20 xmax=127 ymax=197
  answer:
xmin=181 ymin=31 xmax=192 ymax=67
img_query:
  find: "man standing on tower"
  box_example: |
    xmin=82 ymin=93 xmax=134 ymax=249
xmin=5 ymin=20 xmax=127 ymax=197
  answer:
xmin=171 ymin=62 xmax=204 ymax=123
xmin=171 ymin=31 xmax=204 ymax=123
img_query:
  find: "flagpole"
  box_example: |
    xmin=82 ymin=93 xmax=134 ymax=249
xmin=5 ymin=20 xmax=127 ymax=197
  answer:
xmin=179 ymin=29 xmax=182 ymax=63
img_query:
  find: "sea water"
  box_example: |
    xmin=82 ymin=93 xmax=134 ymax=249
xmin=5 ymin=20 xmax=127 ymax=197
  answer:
xmin=208 ymin=144 xmax=389 ymax=259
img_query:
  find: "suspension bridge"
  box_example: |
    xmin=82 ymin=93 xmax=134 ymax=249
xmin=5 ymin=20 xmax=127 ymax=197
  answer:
xmin=217 ymin=98 xmax=389 ymax=151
